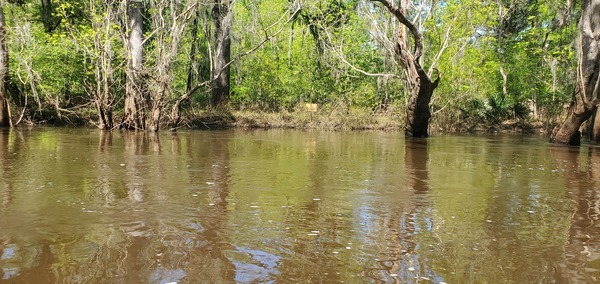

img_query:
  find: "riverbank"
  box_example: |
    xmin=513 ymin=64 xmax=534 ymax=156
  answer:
xmin=181 ymin=108 xmax=552 ymax=134
xmin=16 ymin=107 xmax=553 ymax=134
xmin=177 ymin=108 xmax=401 ymax=131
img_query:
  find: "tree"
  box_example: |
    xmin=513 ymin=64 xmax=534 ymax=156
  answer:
xmin=185 ymin=5 xmax=208 ymax=96
xmin=87 ymin=0 xmax=119 ymax=130
xmin=179 ymin=0 xmax=301 ymax=115
xmin=550 ymin=0 xmax=600 ymax=145
xmin=486 ymin=0 xmax=577 ymax=124
xmin=146 ymin=0 xmax=196 ymax=132
xmin=371 ymin=0 xmax=440 ymax=137
xmin=121 ymin=0 xmax=147 ymax=130
xmin=210 ymin=0 xmax=233 ymax=109
xmin=0 ymin=4 xmax=10 ymax=128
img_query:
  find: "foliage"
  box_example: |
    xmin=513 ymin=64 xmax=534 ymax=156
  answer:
xmin=0 ymin=0 xmax=582 ymax=130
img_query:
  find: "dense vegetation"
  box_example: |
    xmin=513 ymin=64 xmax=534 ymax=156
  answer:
xmin=0 ymin=0 xmax=581 ymax=132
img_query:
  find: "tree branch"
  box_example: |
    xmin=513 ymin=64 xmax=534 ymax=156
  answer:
xmin=320 ymin=21 xmax=399 ymax=78
xmin=371 ymin=0 xmax=423 ymax=59
xmin=183 ymin=2 xmax=302 ymax=99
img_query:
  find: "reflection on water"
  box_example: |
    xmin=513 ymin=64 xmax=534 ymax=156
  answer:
xmin=0 ymin=129 xmax=599 ymax=282
xmin=552 ymin=147 xmax=600 ymax=283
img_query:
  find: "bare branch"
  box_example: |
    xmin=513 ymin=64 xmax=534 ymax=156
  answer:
xmin=337 ymin=50 xmax=400 ymax=78
xmin=185 ymin=2 xmax=302 ymax=98
xmin=427 ymin=6 xmax=463 ymax=77
xmin=320 ymin=21 xmax=399 ymax=78
xmin=371 ymin=0 xmax=423 ymax=59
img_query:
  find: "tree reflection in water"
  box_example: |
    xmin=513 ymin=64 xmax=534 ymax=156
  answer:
xmin=0 ymin=129 xmax=56 ymax=283
xmin=2 ymin=130 xmax=600 ymax=282
xmin=552 ymin=146 xmax=600 ymax=283
xmin=0 ymin=131 xmax=239 ymax=283
xmin=364 ymin=138 xmax=441 ymax=283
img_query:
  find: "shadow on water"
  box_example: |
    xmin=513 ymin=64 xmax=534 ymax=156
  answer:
xmin=405 ymin=138 xmax=430 ymax=198
xmin=551 ymin=146 xmax=600 ymax=283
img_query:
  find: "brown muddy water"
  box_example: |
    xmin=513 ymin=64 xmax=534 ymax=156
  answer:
xmin=0 ymin=128 xmax=598 ymax=283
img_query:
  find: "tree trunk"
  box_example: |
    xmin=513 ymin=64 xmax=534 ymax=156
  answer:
xmin=122 ymin=0 xmax=146 ymax=130
xmin=169 ymin=7 xmax=201 ymax=129
xmin=95 ymin=1 xmax=115 ymax=130
xmin=373 ymin=0 xmax=440 ymax=137
xmin=40 ymin=0 xmax=59 ymax=33
xmin=406 ymin=74 xmax=438 ymax=137
xmin=550 ymin=0 xmax=600 ymax=145
xmin=0 ymin=5 xmax=10 ymax=128
xmin=592 ymin=108 xmax=600 ymax=142
xmin=149 ymin=83 xmax=165 ymax=132
xmin=186 ymin=7 xmax=201 ymax=95
xmin=95 ymin=88 xmax=113 ymax=130
xmin=210 ymin=0 xmax=232 ymax=109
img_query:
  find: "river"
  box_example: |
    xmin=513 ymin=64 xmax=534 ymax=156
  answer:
xmin=0 ymin=128 xmax=598 ymax=283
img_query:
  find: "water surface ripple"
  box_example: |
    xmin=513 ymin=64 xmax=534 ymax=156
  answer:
xmin=0 ymin=128 xmax=597 ymax=283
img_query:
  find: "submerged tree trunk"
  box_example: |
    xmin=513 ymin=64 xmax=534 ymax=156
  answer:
xmin=372 ymin=0 xmax=440 ymax=137
xmin=550 ymin=0 xmax=600 ymax=145
xmin=0 ymin=5 xmax=10 ymax=128
xmin=210 ymin=0 xmax=232 ymax=109
xmin=122 ymin=0 xmax=146 ymax=130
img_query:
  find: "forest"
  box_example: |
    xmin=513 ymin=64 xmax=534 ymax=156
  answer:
xmin=0 ymin=0 xmax=589 ymax=138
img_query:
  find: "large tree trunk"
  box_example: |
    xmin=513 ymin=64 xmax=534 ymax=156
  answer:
xmin=373 ymin=0 xmax=440 ymax=137
xmin=122 ymin=0 xmax=147 ymax=130
xmin=550 ymin=0 xmax=600 ymax=145
xmin=0 ymin=5 xmax=10 ymax=128
xmin=210 ymin=0 xmax=232 ymax=109
xmin=406 ymin=65 xmax=438 ymax=138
